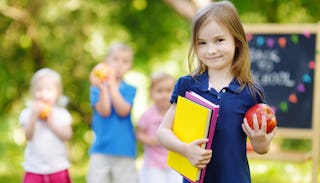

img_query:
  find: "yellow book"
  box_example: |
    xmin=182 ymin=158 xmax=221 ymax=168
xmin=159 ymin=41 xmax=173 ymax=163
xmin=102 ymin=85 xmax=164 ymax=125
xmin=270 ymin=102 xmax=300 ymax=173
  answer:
xmin=167 ymin=95 xmax=215 ymax=182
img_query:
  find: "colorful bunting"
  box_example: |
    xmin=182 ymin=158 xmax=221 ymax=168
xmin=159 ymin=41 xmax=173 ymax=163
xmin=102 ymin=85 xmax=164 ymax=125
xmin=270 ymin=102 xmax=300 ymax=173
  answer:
xmin=308 ymin=60 xmax=315 ymax=70
xmin=297 ymin=83 xmax=306 ymax=93
xmin=256 ymin=36 xmax=264 ymax=46
xmin=303 ymin=31 xmax=311 ymax=38
xmin=267 ymin=38 xmax=274 ymax=48
xmin=278 ymin=37 xmax=286 ymax=48
xmin=291 ymin=34 xmax=299 ymax=44
xmin=246 ymin=34 xmax=253 ymax=42
xmin=288 ymin=93 xmax=298 ymax=104
xmin=280 ymin=102 xmax=288 ymax=112
xmin=302 ymin=74 xmax=312 ymax=83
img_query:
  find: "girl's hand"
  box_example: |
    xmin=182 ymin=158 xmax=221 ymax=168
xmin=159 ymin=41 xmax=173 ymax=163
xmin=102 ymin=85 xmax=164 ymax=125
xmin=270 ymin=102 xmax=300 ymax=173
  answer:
xmin=242 ymin=114 xmax=277 ymax=154
xmin=106 ymin=69 xmax=117 ymax=89
xmin=184 ymin=138 xmax=212 ymax=169
xmin=31 ymin=100 xmax=42 ymax=117
xmin=32 ymin=100 xmax=48 ymax=116
xmin=89 ymin=63 xmax=110 ymax=89
xmin=33 ymin=100 xmax=52 ymax=121
xmin=90 ymin=74 xmax=102 ymax=86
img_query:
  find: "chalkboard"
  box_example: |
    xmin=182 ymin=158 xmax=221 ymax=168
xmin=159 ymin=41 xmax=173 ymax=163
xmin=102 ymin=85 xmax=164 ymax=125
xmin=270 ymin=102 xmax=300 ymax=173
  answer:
xmin=247 ymin=33 xmax=316 ymax=129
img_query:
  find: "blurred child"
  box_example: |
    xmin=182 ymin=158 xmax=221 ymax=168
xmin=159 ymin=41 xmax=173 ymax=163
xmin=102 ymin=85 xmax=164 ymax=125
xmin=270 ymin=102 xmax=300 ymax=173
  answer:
xmin=157 ymin=1 xmax=277 ymax=183
xmin=136 ymin=72 xmax=182 ymax=183
xmin=19 ymin=68 xmax=73 ymax=183
xmin=87 ymin=42 xmax=138 ymax=183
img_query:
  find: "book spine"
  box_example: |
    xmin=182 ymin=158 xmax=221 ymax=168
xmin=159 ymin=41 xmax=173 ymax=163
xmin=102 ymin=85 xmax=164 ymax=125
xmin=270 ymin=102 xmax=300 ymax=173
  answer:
xmin=198 ymin=108 xmax=219 ymax=183
xmin=184 ymin=91 xmax=220 ymax=183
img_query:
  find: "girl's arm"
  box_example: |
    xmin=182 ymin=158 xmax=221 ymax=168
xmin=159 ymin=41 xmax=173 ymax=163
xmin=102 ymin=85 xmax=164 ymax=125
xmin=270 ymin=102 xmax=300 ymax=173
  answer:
xmin=23 ymin=112 xmax=38 ymax=140
xmin=157 ymin=104 xmax=212 ymax=169
xmin=136 ymin=127 xmax=159 ymax=146
xmin=46 ymin=114 xmax=73 ymax=141
xmin=242 ymin=114 xmax=277 ymax=154
xmin=23 ymin=101 xmax=42 ymax=140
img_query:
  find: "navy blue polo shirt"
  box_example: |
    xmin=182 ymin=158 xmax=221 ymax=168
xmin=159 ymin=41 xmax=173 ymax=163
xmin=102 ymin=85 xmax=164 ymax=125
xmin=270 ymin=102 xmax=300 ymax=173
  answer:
xmin=170 ymin=71 xmax=263 ymax=183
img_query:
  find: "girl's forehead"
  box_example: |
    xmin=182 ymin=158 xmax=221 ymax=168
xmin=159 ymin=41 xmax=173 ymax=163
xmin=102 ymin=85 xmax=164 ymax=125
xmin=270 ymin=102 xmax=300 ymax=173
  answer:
xmin=34 ymin=77 xmax=57 ymax=88
xmin=198 ymin=21 xmax=231 ymax=39
xmin=152 ymin=78 xmax=175 ymax=88
xmin=110 ymin=49 xmax=132 ymax=57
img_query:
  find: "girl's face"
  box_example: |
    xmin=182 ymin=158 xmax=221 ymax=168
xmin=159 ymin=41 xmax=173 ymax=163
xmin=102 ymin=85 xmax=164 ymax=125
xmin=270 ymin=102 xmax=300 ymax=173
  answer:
xmin=33 ymin=77 xmax=59 ymax=105
xmin=196 ymin=19 xmax=236 ymax=72
xmin=107 ymin=49 xmax=133 ymax=79
xmin=151 ymin=78 xmax=174 ymax=112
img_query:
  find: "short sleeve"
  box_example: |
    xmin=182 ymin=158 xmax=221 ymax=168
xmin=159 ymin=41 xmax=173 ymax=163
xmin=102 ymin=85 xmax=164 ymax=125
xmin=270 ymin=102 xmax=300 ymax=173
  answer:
xmin=170 ymin=76 xmax=191 ymax=104
xmin=122 ymin=85 xmax=136 ymax=106
xmin=19 ymin=108 xmax=31 ymax=126
xmin=90 ymin=86 xmax=100 ymax=108
xmin=137 ymin=110 xmax=149 ymax=129
xmin=54 ymin=108 xmax=72 ymax=126
xmin=117 ymin=81 xmax=136 ymax=107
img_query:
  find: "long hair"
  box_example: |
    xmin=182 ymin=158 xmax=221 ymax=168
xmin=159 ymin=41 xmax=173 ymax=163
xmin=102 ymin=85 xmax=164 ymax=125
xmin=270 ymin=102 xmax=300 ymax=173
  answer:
xmin=188 ymin=1 xmax=263 ymax=100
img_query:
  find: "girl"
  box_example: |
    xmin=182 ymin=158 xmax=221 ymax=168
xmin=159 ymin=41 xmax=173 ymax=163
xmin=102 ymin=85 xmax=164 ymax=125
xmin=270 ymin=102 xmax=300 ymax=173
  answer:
xmin=19 ymin=68 xmax=73 ymax=183
xmin=136 ymin=72 xmax=181 ymax=183
xmin=157 ymin=1 xmax=277 ymax=183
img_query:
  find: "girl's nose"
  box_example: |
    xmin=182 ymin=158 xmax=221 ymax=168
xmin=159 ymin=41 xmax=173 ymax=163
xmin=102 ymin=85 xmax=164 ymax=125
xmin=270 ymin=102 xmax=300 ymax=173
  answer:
xmin=41 ymin=91 xmax=50 ymax=99
xmin=208 ymin=43 xmax=217 ymax=54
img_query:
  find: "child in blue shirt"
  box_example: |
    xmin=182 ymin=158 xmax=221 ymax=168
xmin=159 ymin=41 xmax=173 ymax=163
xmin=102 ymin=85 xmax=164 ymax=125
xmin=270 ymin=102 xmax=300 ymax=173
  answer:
xmin=87 ymin=43 xmax=138 ymax=183
xmin=157 ymin=1 xmax=277 ymax=183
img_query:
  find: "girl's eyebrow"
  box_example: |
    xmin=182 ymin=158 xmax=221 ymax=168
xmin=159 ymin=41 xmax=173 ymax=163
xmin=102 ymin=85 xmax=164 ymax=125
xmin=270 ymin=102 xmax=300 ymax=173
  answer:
xmin=198 ymin=34 xmax=227 ymax=40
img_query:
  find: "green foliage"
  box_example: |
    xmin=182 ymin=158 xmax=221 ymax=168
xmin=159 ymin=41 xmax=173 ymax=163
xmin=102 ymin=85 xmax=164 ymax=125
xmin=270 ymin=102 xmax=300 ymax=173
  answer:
xmin=232 ymin=0 xmax=320 ymax=23
xmin=281 ymin=139 xmax=312 ymax=152
xmin=110 ymin=0 xmax=189 ymax=69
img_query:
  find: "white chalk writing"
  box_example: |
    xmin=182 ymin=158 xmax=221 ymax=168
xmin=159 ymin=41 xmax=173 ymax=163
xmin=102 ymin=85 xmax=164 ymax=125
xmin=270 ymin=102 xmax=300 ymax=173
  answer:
xmin=252 ymin=71 xmax=295 ymax=87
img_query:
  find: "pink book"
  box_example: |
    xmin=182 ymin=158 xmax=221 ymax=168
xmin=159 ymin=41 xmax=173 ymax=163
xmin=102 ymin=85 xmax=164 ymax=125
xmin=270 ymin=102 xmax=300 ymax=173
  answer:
xmin=184 ymin=91 xmax=220 ymax=183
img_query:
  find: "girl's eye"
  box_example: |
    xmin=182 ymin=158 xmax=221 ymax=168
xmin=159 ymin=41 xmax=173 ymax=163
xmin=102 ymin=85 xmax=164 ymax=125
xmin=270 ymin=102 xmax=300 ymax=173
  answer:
xmin=197 ymin=41 xmax=206 ymax=45
xmin=217 ymin=38 xmax=224 ymax=42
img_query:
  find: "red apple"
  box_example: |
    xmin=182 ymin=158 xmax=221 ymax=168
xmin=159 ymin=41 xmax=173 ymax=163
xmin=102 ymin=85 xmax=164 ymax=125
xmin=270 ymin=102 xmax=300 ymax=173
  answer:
xmin=245 ymin=103 xmax=277 ymax=133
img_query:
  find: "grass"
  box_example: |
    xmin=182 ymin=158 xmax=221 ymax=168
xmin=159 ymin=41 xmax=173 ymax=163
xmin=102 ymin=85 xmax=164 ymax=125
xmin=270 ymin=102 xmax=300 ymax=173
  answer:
xmin=250 ymin=160 xmax=317 ymax=183
xmin=1 ymin=159 xmax=319 ymax=183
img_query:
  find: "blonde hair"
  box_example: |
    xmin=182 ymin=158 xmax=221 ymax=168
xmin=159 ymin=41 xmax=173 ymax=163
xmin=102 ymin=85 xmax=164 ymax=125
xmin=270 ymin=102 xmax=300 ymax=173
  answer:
xmin=188 ymin=1 xmax=263 ymax=99
xmin=105 ymin=42 xmax=133 ymax=59
xmin=30 ymin=68 xmax=68 ymax=106
xmin=150 ymin=72 xmax=175 ymax=89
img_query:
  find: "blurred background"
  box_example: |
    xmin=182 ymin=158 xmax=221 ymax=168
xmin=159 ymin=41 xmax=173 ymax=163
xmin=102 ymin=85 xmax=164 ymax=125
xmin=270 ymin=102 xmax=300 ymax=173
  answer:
xmin=1 ymin=0 xmax=320 ymax=182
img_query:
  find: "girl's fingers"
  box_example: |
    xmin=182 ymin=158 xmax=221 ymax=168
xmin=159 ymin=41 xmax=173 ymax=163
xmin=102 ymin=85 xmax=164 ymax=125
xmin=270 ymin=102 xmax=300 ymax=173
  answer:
xmin=260 ymin=115 xmax=267 ymax=133
xmin=252 ymin=114 xmax=259 ymax=131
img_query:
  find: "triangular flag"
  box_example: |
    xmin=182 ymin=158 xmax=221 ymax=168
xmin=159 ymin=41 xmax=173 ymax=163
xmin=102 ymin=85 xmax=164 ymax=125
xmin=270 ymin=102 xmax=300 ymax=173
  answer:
xmin=288 ymin=93 xmax=298 ymax=104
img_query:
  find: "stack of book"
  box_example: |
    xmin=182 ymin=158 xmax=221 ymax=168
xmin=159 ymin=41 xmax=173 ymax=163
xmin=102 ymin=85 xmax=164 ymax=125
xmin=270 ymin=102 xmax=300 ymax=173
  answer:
xmin=167 ymin=91 xmax=220 ymax=183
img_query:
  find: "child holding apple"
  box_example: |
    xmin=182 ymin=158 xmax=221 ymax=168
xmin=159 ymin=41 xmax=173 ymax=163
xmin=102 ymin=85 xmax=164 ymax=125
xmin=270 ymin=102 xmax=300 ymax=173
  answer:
xmin=157 ymin=1 xmax=277 ymax=183
xmin=87 ymin=42 xmax=138 ymax=183
xmin=136 ymin=72 xmax=181 ymax=183
xmin=19 ymin=68 xmax=73 ymax=183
